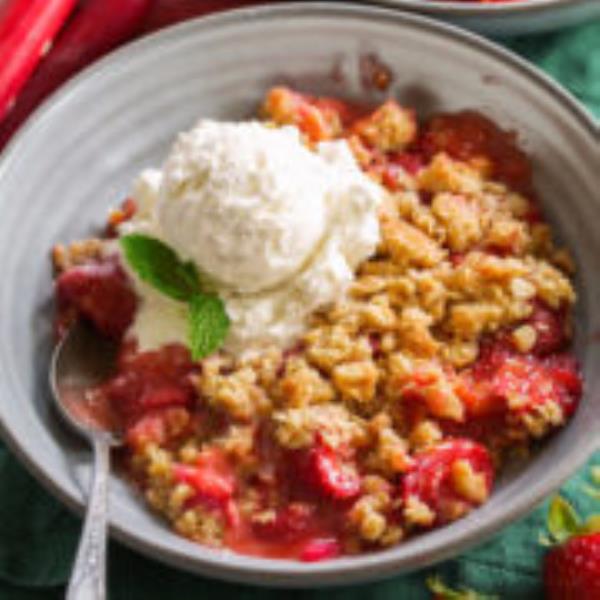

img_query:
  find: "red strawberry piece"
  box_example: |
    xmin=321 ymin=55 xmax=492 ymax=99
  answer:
xmin=526 ymin=302 xmax=566 ymax=356
xmin=102 ymin=343 xmax=195 ymax=425
xmin=297 ymin=444 xmax=361 ymax=501
xmin=491 ymin=353 xmax=581 ymax=419
xmin=544 ymin=496 xmax=600 ymax=600
xmin=402 ymin=439 xmax=494 ymax=524
xmin=224 ymin=499 xmax=241 ymax=529
xmin=173 ymin=449 xmax=235 ymax=506
xmin=174 ymin=464 xmax=233 ymax=504
xmin=418 ymin=110 xmax=533 ymax=195
xmin=392 ymin=151 xmax=424 ymax=176
xmin=139 ymin=386 xmax=190 ymax=411
xmin=117 ymin=342 xmax=193 ymax=379
xmin=124 ymin=406 xmax=189 ymax=449
xmin=545 ymin=355 xmax=582 ymax=396
xmin=56 ymin=260 xmax=137 ymax=338
xmin=458 ymin=340 xmax=581 ymax=424
xmin=377 ymin=154 xmax=424 ymax=191
xmin=491 ymin=355 xmax=550 ymax=409
xmin=300 ymin=537 xmax=341 ymax=562
xmin=545 ymin=532 xmax=600 ymax=600
xmin=252 ymin=503 xmax=315 ymax=542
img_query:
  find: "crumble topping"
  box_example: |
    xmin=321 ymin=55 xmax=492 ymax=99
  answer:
xmin=52 ymin=87 xmax=581 ymax=560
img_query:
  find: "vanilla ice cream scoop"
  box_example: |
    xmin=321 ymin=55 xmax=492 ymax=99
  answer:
xmin=157 ymin=121 xmax=330 ymax=294
xmin=120 ymin=119 xmax=384 ymax=356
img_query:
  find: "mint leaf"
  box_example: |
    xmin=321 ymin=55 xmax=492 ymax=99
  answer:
xmin=120 ymin=234 xmax=229 ymax=358
xmin=188 ymin=293 xmax=230 ymax=360
xmin=120 ymin=234 xmax=200 ymax=301
xmin=547 ymin=496 xmax=581 ymax=543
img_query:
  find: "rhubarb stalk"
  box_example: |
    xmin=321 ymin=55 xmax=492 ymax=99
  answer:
xmin=0 ymin=0 xmax=152 ymax=149
xmin=0 ymin=0 xmax=76 ymax=120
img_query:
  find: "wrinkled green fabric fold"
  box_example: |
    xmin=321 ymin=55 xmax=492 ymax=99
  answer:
xmin=0 ymin=18 xmax=598 ymax=600
xmin=504 ymin=21 xmax=600 ymax=118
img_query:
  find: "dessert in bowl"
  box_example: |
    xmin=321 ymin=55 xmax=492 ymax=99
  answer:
xmin=52 ymin=84 xmax=582 ymax=562
xmin=0 ymin=3 xmax=597 ymax=586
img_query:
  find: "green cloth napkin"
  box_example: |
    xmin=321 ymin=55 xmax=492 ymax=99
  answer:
xmin=0 ymin=19 xmax=598 ymax=600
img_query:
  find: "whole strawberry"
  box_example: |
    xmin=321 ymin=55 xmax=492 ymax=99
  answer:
xmin=544 ymin=496 xmax=600 ymax=600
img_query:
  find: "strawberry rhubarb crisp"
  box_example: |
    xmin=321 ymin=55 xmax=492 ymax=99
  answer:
xmin=52 ymin=87 xmax=581 ymax=561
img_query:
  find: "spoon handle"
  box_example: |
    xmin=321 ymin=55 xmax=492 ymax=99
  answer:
xmin=67 ymin=435 xmax=111 ymax=600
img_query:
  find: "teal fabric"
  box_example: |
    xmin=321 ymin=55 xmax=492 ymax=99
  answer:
xmin=0 ymin=18 xmax=598 ymax=600
xmin=505 ymin=21 xmax=600 ymax=118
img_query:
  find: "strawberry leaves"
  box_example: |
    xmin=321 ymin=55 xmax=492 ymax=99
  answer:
xmin=546 ymin=495 xmax=600 ymax=545
xmin=120 ymin=233 xmax=229 ymax=359
xmin=547 ymin=496 xmax=581 ymax=543
xmin=427 ymin=576 xmax=498 ymax=600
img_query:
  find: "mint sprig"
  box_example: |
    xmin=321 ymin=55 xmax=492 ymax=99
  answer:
xmin=120 ymin=233 xmax=201 ymax=301
xmin=189 ymin=295 xmax=230 ymax=360
xmin=120 ymin=234 xmax=229 ymax=359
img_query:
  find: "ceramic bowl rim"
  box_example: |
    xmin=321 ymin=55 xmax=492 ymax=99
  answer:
xmin=367 ymin=0 xmax=588 ymax=17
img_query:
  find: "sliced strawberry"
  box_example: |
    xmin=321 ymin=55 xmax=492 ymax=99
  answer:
xmin=252 ymin=503 xmax=315 ymax=542
xmin=392 ymin=151 xmax=424 ymax=176
xmin=418 ymin=110 xmax=532 ymax=194
xmin=492 ymin=353 xmax=580 ymax=419
xmin=173 ymin=449 xmax=235 ymax=506
xmin=491 ymin=356 xmax=551 ymax=409
xmin=56 ymin=260 xmax=137 ymax=338
xmin=458 ymin=339 xmax=581 ymax=423
xmin=402 ymin=439 xmax=494 ymax=525
xmin=139 ymin=386 xmax=190 ymax=411
xmin=124 ymin=407 xmax=189 ymax=449
xmin=102 ymin=343 xmax=195 ymax=426
xmin=544 ymin=496 xmax=600 ymax=600
xmin=300 ymin=537 xmax=341 ymax=562
xmin=377 ymin=152 xmax=424 ymax=191
xmin=525 ymin=302 xmax=567 ymax=356
xmin=544 ymin=354 xmax=582 ymax=417
xmin=545 ymin=533 xmax=600 ymax=600
xmin=295 ymin=444 xmax=361 ymax=501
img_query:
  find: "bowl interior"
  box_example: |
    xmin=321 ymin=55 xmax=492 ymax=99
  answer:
xmin=0 ymin=3 xmax=598 ymax=587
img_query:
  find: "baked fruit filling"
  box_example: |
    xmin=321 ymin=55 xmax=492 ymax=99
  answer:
xmin=52 ymin=87 xmax=581 ymax=561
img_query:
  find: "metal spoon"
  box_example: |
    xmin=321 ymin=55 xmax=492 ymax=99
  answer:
xmin=50 ymin=320 xmax=121 ymax=600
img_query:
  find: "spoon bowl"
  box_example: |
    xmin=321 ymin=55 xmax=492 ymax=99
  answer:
xmin=50 ymin=320 xmax=121 ymax=443
xmin=50 ymin=320 xmax=121 ymax=600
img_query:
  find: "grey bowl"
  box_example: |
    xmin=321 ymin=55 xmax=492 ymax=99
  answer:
xmin=369 ymin=0 xmax=600 ymax=36
xmin=0 ymin=2 xmax=598 ymax=588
